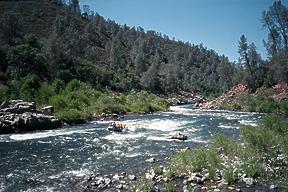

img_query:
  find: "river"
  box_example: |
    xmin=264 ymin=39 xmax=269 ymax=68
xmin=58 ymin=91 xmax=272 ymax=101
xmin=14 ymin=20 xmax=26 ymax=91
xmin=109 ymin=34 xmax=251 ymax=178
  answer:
xmin=0 ymin=105 xmax=261 ymax=191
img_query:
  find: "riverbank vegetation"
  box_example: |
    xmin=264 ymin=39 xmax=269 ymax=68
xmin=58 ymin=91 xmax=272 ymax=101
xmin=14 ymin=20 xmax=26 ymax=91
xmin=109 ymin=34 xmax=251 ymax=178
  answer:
xmin=0 ymin=76 xmax=169 ymax=124
xmin=218 ymin=93 xmax=288 ymax=114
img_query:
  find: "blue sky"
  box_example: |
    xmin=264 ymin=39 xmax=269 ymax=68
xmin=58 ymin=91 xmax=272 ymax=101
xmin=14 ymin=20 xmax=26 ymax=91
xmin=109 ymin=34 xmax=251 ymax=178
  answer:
xmin=79 ymin=0 xmax=277 ymax=62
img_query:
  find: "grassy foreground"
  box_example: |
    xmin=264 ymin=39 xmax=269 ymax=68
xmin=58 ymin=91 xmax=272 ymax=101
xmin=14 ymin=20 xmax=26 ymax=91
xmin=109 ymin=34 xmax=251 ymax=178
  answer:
xmin=0 ymin=76 xmax=169 ymax=124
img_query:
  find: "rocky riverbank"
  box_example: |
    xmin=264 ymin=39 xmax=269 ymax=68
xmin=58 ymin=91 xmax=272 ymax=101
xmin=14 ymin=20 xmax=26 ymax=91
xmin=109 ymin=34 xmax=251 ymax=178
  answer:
xmin=79 ymin=148 xmax=280 ymax=192
xmin=0 ymin=100 xmax=61 ymax=134
xmin=200 ymin=83 xmax=288 ymax=110
xmin=200 ymin=84 xmax=248 ymax=109
xmin=166 ymin=91 xmax=206 ymax=106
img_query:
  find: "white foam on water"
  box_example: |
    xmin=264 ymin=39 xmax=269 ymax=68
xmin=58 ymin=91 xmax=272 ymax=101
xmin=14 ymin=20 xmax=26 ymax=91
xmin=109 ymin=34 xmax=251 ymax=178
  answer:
xmin=186 ymin=128 xmax=198 ymax=132
xmin=10 ymin=129 xmax=91 ymax=141
xmin=130 ymin=119 xmax=192 ymax=132
xmin=225 ymin=114 xmax=239 ymax=120
xmin=102 ymin=132 xmax=146 ymax=141
xmin=63 ymin=169 xmax=92 ymax=177
xmin=169 ymin=105 xmax=192 ymax=113
xmin=21 ymin=186 xmax=56 ymax=192
xmin=238 ymin=120 xmax=258 ymax=127
xmin=218 ymin=124 xmax=239 ymax=129
xmin=146 ymin=136 xmax=172 ymax=141
xmin=126 ymin=152 xmax=142 ymax=158
xmin=189 ymin=137 xmax=209 ymax=144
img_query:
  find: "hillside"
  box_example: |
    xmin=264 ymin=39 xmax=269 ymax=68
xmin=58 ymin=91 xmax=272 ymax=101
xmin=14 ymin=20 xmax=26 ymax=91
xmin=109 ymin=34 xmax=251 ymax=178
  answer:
xmin=0 ymin=0 xmax=67 ymax=38
xmin=0 ymin=0 xmax=239 ymax=97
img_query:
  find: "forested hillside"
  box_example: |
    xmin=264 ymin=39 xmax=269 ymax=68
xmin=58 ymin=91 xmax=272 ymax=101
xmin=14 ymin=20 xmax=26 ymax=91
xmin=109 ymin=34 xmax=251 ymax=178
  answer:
xmin=0 ymin=0 xmax=239 ymax=98
xmin=0 ymin=0 xmax=287 ymax=100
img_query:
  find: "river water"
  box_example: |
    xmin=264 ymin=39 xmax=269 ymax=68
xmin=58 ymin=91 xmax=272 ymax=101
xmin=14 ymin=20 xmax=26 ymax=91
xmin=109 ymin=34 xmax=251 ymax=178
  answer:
xmin=0 ymin=105 xmax=261 ymax=191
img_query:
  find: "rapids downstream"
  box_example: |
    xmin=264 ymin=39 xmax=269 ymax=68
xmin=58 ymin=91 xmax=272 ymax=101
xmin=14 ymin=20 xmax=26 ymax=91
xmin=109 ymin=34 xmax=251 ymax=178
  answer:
xmin=0 ymin=105 xmax=261 ymax=191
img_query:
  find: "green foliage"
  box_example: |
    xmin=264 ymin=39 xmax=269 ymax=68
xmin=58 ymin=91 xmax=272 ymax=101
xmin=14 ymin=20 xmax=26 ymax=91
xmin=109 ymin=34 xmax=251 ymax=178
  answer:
xmin=0 ymin=83 xmax=8 ymax=103
xmin=128 ymin=172 xmax=153 ymax=192
xmin=167 ymin=149 xmax=220 ymax=178
xmin=241 ymin=125 xmax=275 ymax=152
xmin=55 ymin=109 xmax=87 ymax=124
xmin=19 ymin=74 xmax=41 ymax=101
xmin=168 ymin=151 xmax=194 ymax=177
xmin=239 ymin=94 xmax=281 ymax=113
xmin=240 ymin=160 xmax=262 ymax=178
xmin=223 ymin=166 xmax=236 ymax=184
xmin=164 ymin=181 xmax=176 ymax=192
xmin=211 ymin=134 xmax=237 ymax=156
xmin=36 ymin=82 xmax=55 ymax=104
xmin=152 ymin=164 xmax=163 ymax=175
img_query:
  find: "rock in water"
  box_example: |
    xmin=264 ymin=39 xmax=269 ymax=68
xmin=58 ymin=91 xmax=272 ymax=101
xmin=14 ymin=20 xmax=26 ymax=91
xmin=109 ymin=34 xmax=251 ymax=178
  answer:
xmin=0 ymin=100 xmax=61 ymax=134
xmin=168 ymin=133 xmax=188 ymax=141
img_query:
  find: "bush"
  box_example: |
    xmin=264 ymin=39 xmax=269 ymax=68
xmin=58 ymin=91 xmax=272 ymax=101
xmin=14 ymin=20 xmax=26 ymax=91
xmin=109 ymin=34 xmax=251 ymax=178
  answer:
xmin=256 ymin=99 xmax=279 ymax=113
xmin=19 ymin=74 xmax=41 ymax=101
xmin=37 ymin=82 xmax=55 ymax=104
xmin=128 ymin=172 xmax=153 ymax=192
xmin=55 ymin=109 xmax=87 ymax=124
xmin=168 ymin=151 xmax=193 ymax=177
xmin=164 ymin=181 xmax=176 ymax=192
xmin=0 ymin=83 xmax=8 ymax=102
xmin=152 ymin=164 xmax=163 ymax=175
xmin=167 ymin=149 xmax=221 ymax=178
xmin=240 ymin=125 xmax=276 ymax=152
xmin=240 ymin=160 xmax=262 ymax=178
xmin=223 ymin=166 xmax=236 ymax=184
xmin=210 ymin=134 xmax=238 ymax=156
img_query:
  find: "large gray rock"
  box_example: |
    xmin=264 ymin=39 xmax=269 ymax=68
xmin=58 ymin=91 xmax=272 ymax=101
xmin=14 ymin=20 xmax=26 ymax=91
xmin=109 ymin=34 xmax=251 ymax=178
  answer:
xmin=168 ymin=133 xmax=188 ymax=141
xmin=0 ymin=100 xmax=61 ymax=134
xmin=40 ymin=106 xmax=54 ymax=115
xmin=0 ymin=100 xmax=36 ymax=113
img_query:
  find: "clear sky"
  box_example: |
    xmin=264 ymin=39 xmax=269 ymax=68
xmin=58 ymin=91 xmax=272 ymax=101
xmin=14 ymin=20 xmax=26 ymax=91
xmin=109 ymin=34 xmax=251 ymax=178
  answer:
xmin=79 ymin=0 xmax=278 ymax=62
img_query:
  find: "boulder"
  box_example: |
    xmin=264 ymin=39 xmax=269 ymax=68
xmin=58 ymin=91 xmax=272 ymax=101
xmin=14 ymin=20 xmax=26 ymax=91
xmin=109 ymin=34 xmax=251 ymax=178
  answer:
xmin=0 ymin=100 xmax=61 ymax=134
xmin=168 ymin=133 xmax=188 ymax=141
xmin=128 ymin=174 xmax=137 ymax=181
xmin=145 ymin=157 xmax=156 ymax=163
xmin=0 ymin=100 xmax=36 ymax=113
xmin=40 ymin=106 xmax=54 ymax=115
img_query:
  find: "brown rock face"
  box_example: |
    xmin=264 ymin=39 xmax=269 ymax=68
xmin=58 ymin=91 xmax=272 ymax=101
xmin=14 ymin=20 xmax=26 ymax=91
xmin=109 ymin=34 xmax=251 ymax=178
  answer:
xmin=200 ymin=84 xmax=247 ymax=109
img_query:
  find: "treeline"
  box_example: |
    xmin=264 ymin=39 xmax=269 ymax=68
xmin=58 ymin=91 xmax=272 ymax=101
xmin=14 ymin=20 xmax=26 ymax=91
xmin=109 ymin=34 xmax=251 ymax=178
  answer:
xmin=0 ymin=0 xmax=238 ymax=98
xmin=0 ymin=0 xmax=287 ymax=100
xmin=237 ymin=1 xmax=288 ymax=91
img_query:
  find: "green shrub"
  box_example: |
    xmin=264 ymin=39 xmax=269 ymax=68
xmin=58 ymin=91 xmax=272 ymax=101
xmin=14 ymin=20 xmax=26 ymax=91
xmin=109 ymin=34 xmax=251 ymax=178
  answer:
xmin=279 ymin=100 xmax=288 ymax=116
xmin=218 ymin=103 xmax=232 ymax=110
xmin=223 ymin=166 xmax=236 ymax=184
xmin=167 ymin=149 xmax=221 ymax=178
xmin=128 ymin=173 xmax=153 ymax=192
xmin=261 ymin=115 xmax=288 ymax=135
xmin=241 ymin=160 xmax=262 ymax=178
xmin=168 ymin=151 xmax=193 ymax=176
xmin=164 ymin=181 xmax=176 ymax=192
xmin=152 ymin=164 xmax=163 ymax=175
xmin=190 ymin=149 xmax=208 ymax=172
xmin=19 ymin=74 xmax=41 ymax=101
xmin=206 ymin=149 xmax=221 ymax=179
xmin=0 ymin=84 xmax=8 ymax=102
xmin=49 ymin=95 xmax=69 ymax=110
xmin=210 ymin=134 xmax=238 ymax=156
xmin=240 ymin=125 xmax=276 ymax=152
xmin=55 ymin=109 xmax=87 ymax=124
xmin=37 ymin=82 xmax=55 ymax=104
xmin=256 ymin=99 xmax=279 ymax=113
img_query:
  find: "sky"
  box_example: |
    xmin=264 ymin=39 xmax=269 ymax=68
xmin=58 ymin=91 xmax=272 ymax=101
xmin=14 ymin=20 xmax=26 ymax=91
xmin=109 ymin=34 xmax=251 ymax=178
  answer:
xmin=79 ymin=0 xmax=278 ymax=62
